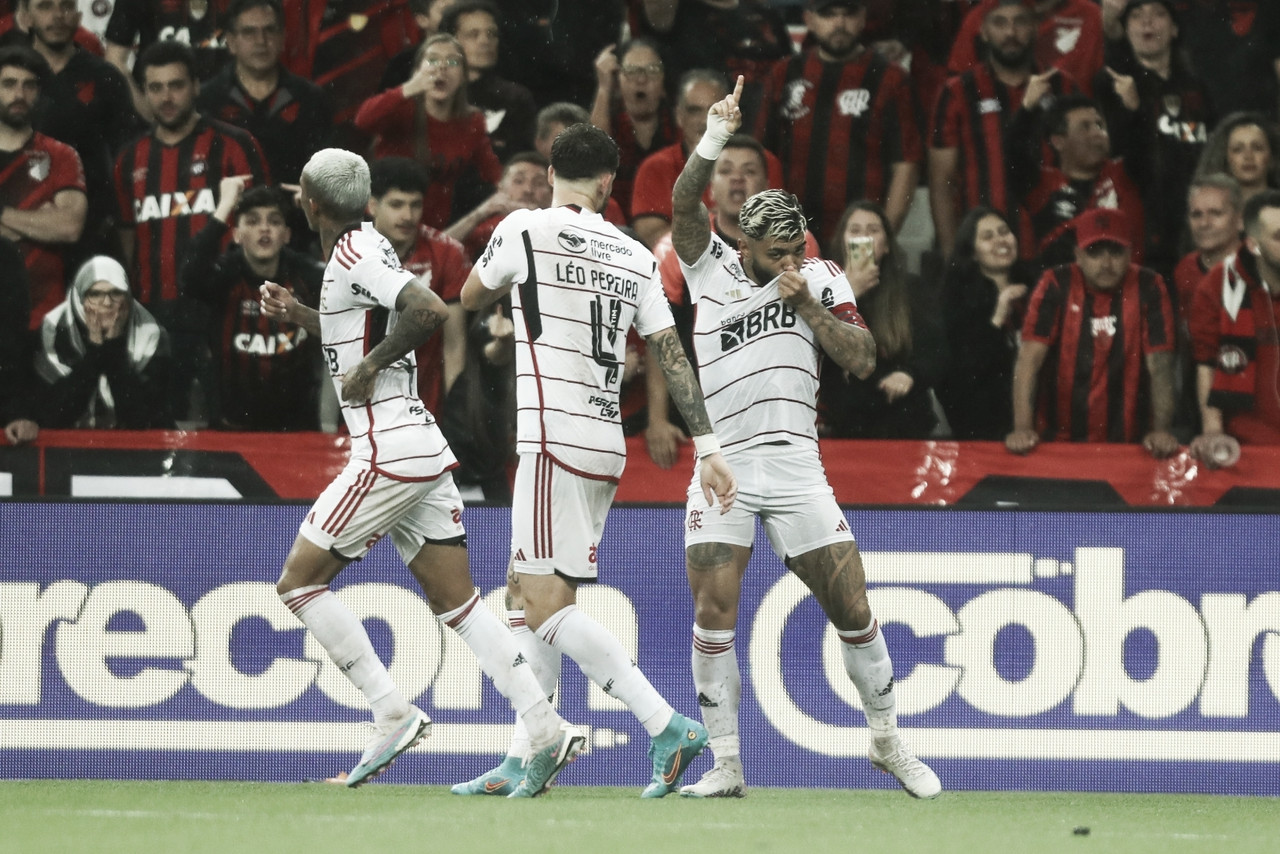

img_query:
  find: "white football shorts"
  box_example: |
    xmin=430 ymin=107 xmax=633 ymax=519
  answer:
xmin=300 ymin=460 xmax=465 ymax=563
xmin=511 ymin=452 xmax=616 ymax=580
xmin=685 ymin=442 xmax=853 ymax=561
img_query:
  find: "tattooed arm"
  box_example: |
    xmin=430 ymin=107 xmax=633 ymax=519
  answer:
xmin=671 ymin=76 xmax=744 ymax=266
xmin=671 ymin=150 xmax=715 ymax=267
xmin=777 ymin=272 xmax=876 ymax=379
xmin=342 ymin=279 xmax=448 ymax=403
xmin=646 ymin=326 xmax=713 ymax=436
xmin=646 ymin=325 xmax=737 ymax=511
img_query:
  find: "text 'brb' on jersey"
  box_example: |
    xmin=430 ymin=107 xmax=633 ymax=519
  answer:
xmin=321 ymin=222 xmax=456 ymax=481
xmin=476 ymin=205 xmax=674 ymax=481
xmin=683 ymin=234 xmax=861 ymax=455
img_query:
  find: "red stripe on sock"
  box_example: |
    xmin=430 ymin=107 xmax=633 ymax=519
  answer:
xmin=283 ymin=586 xmax=330 ymax=613
xmin=841 ymin=619 xmax=879 ymax=645
xmin=444 ymin=594 xmax=481 ymax=629
xmin=693 ymin=635 xmax=735 ymax=656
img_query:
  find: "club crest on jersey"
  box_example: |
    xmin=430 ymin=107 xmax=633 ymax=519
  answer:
xmin=133 ymin=188 xmax=217 ymax=222
xmin=1218 ymin=344 xmax=1249 ymax=375
xmin=836 ymin=88 xmax=871 ymax=118
xmin=557 ymin=228 xmax=588 ymax=253
xmin=1054 ymin=22 xmax=1082 ymax=55
xmin=1054 ymin=198 xmax=1079 ymax=221
xmin=190 ymin=157 xmax=207 ymax=176
xmin=719 ymin=301 xmax=796 ymax=352
xmin=781 ymin=79 xmax=812 ymax=121
xmin=26 ymin=151 xmax=50 ymax=182
xmin=380 ymin=244 xmax=405 ymax=270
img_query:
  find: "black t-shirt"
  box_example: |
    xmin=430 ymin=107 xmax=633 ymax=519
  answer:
xmin=494 ymin=0 xmax=623 ymax=107
xmin=105 ymin=0 xmax=233 ymax=80
xmin=33 ymin=48 xmax=140 ymax=229
xmin=0 ymin=237 xmax=33 ymax=424
xmin=1171 ymin=0 xmax=1280 ymax=117
xmin=196 ymin=66 xmax=332 ymax=184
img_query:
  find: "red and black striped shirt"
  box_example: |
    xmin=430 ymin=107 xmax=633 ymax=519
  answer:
xmin=0 ymin=132 xmax=86 ymax=330
xmin=1022 ymin=263 xmax=1174 ymax=443
xmin=761 ymin=48 xmax=922 ymax=246
xmin=930 ymin=63 xmax=1073 ymax=222
xmin=113 ymin=117 xmax=268 ymax=305
xmin=180 ymin=218 xmax=323 ymax=430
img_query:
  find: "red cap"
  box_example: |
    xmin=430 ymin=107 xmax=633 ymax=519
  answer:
xmin=1073 ymin=208 xmax=1131 ymax=251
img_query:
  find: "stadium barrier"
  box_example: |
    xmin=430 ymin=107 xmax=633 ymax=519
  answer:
xmin=4 ymin=430 xmax=1280 ymax=505
xmin=3 ymin=499 xmax=1278 ymax=795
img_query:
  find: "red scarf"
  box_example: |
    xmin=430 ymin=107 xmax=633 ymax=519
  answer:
xmin=1208 ymin=251 xmax=1274 ymax=413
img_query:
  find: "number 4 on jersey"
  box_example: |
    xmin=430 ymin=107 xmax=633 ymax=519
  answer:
xmin=590 ymin=295 xmax=622 ymax=387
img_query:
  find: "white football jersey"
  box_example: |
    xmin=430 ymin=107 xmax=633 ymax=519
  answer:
xmin=682 ymin=233 xmax=862 ymax=455
xmin=476 ymin=205 xmax=674 ymax=480
xmin=320 ymin=223 xmax=456 ymax=481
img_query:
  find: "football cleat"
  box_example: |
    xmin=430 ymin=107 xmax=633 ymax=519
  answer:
xmin=641 ymin=713 xmax=708 ymax=798
xmin=868 ymin=735 xmax=941 ymax=799
xmin=345 ymin=706 xmax=431 ymax=788
xmin=450 ymin=754 xmax=526 ymax=796
xmin=508 ymin=723 xmax=586 ymax=798
xmin=679 ymin=756 xmax=747 ymax=798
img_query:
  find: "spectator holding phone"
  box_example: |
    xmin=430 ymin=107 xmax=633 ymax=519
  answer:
xmin=819 ymin=200 xmax=948 ymax=439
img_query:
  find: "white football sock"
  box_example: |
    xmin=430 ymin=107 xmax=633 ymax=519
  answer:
xmin=536 ymin=604 xmax=673 ymax=736
xmin=837 ymin=618 xmax=897 ymax=736
xmin=438 ymin=595 xmax=560 ymax=749
xmin=691 ymin=624 xmax=741 ymax=759
xmin=505 ymin=609 xmax=562 ymax=758
xmin=281 ymin=584 xmax=408 ymax=725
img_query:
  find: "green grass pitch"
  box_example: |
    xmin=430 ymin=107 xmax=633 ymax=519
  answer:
xmin=2 ymin=781 xmax=1277 ymax=854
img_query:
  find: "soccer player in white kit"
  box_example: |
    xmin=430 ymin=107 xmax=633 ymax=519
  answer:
xmin=455 ymin=123 xmax=738 ymax=798
xmin=670 ymin=79 xmax=941 ymax=799
xmin=259 ymin=148 xmax=583 ymax=795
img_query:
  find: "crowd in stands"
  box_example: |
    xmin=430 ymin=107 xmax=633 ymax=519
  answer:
xmin=1 ymin=0 xmax=1279 ymax=496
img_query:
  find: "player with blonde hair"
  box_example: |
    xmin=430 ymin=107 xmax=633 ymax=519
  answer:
xmin=261 ymin=148 xmax=582 ymax=793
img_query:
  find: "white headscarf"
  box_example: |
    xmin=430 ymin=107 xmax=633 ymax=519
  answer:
xmin=34 ymin=256 xmax=164 ymax=426
xmin=35 ymin=256 xmax=164 ymax=380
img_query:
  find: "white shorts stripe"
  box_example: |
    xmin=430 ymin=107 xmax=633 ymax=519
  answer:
xmin=324 ymin=469 xmax=375 ymax=535
xmin=537 ymin=455 xmax=552 ymax=558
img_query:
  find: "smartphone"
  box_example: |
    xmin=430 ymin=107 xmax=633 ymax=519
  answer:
xmin=846 ymin=235 xmax=875 ymax=267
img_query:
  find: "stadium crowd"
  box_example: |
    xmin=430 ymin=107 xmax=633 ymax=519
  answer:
xmin=1 ymin=0 xmax=1279 ymax=495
